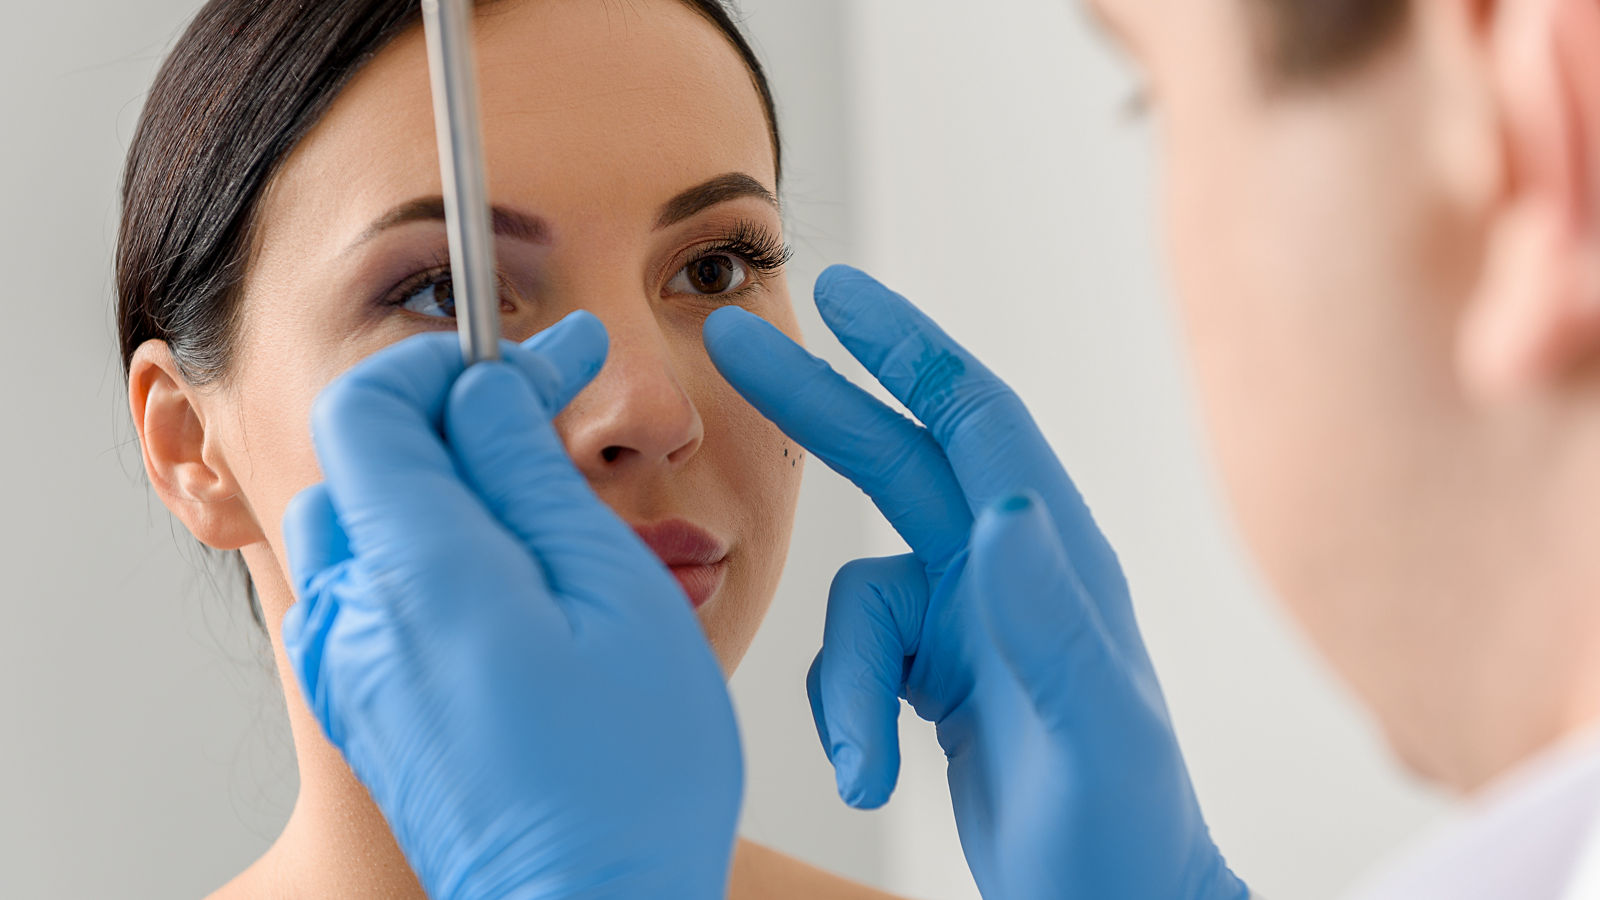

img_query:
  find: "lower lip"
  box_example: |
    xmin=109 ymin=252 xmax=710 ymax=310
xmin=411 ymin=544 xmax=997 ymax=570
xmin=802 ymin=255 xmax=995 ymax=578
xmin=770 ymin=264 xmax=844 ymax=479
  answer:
xmin=671 ymin=560 xmax=727 ymax=609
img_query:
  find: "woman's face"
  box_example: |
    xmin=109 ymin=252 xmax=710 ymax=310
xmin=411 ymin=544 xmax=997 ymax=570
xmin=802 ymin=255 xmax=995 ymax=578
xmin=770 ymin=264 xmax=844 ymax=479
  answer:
xmin=205 ymin=0 xmax=802 ymax=673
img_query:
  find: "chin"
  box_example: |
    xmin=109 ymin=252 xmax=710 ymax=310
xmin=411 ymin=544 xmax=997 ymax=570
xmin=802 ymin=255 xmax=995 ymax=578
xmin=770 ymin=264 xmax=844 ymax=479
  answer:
xmin=696 ymin=597 xmax=762 ymax=679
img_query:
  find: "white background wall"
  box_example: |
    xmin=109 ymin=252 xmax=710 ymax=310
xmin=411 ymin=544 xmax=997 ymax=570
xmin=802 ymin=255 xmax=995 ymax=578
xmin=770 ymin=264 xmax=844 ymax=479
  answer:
xmin=1 ymin=1 xmax=1442 ymax=898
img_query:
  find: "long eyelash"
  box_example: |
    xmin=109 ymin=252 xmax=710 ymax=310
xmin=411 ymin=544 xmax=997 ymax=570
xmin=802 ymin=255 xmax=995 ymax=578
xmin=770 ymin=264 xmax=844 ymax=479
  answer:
xmin=383 ymin=223 xmax=794 ymax=310
xmin=700 ymin=221 xmax=794 ymax=273
xmin=383 ymin=251 xmax=522 ymax=313
xmin=382 ymin=255 xmax=453 ymax=309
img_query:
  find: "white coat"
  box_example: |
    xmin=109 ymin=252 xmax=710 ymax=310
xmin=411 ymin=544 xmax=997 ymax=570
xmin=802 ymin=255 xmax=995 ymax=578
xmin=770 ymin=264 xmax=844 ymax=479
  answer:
xmin=1347 ymin=728 xmax=1600 ymax=900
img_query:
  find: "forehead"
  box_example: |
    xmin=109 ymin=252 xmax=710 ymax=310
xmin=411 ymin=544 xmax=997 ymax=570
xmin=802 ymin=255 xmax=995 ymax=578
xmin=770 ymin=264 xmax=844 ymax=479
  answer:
xmin=262 ymin=0 xmax=774 ymax=247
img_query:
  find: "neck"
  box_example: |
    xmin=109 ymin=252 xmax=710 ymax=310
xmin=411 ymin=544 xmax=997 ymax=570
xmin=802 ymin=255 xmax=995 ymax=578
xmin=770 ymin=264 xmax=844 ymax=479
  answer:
xmin=230 ymin=544 xmax=427 ymax=900
xmin=1436 ymin=424 xmax=1600 ymax=792
xmin=266 ymin=635 xmax=428 ymax=899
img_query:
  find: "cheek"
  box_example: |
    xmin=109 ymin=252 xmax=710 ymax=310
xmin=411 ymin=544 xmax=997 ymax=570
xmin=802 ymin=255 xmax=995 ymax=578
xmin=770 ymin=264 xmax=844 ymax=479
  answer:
xmin=226 ymin=314 xmax=394 ymax=575
xmin=682 ymin=302 xmax=805 ymax=666
xmin=693 ymin=337 xmax=805 ymax=572
xmin=1159 ymin=97 xmax=1461 ymax=613
xmin=233 ymin=378 xmax=326 ymax=559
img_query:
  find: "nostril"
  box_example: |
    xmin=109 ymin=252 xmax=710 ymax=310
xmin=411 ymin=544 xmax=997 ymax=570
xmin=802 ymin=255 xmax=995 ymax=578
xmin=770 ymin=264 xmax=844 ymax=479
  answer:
xmin=601 ymin=446 xmax=623 ymax=464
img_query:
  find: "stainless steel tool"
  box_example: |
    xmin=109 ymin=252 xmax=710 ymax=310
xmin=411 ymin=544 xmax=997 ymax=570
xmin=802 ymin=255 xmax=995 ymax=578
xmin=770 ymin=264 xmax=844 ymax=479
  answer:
xmin=421 ymin=0 xmax=501 ymax=364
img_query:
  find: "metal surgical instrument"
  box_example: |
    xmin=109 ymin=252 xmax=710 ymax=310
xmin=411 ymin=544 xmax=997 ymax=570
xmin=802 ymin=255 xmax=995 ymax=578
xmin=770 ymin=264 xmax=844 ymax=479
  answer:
xmin=421 ymin=0 xmax=501 ymax=364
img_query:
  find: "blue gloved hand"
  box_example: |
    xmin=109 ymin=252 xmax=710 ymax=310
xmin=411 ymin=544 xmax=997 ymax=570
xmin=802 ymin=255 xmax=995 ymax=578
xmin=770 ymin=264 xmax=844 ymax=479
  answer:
xmin=704 ymin=267 xmax=1249 ymax=900
xmin=281 ymin=313 xmax=742 ymax=900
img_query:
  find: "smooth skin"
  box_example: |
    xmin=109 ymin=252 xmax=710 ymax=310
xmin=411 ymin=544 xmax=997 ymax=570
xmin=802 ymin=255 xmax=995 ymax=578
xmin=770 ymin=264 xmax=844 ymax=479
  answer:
xmin=761 ymin=0 xmax=1600 ymax=893
xmin=1084 ymin=0 xmax=1600 ymax=792
xmin=126 ymin=1 xmax=897 ymax=896
xmin=258 ymin=0 xmax=1600 ymax=896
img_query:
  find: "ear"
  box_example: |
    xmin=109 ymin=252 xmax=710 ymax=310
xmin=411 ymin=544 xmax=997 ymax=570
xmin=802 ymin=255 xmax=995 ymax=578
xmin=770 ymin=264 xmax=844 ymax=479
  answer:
xmin=1458 ymin=0 xmax=1600 ymax=399
xmin=128 ymin=340 xmax=264 ymax=550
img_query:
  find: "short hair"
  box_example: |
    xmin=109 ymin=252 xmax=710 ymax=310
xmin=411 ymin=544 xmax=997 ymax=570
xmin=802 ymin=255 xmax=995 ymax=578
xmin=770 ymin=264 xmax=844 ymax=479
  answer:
xmin=1251 ymin=0 xmax=1411 ymax=82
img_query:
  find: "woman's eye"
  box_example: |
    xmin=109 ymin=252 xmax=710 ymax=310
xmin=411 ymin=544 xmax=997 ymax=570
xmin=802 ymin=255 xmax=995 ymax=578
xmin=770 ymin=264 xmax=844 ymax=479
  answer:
xmin=399 ymin=276 xmax=457 ymax=319
xmin=668 ymin=254 xmax=750 ymax=296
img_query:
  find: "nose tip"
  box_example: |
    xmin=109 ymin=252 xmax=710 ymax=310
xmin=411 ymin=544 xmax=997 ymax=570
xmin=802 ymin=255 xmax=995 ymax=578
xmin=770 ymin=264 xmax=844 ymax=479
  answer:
xmin=563 ymin=339 xmax=704 ymax=480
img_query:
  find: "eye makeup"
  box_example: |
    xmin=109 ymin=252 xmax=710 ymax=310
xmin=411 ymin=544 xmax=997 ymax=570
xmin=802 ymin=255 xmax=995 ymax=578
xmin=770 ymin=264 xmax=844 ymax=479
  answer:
xmin=376 ymin=250 xmax=520 ymax=320
xmin=375 ymin=218 xmax=793 ymax=321
xmin=663 ymin=220 xmax=793 ymax=302
xmin=686 ymin=220 xmax=793 ymax=276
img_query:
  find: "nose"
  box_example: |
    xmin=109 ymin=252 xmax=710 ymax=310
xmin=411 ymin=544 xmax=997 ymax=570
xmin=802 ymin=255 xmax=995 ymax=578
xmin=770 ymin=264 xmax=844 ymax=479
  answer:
xmin=558 ymin=313 xmax=704 ymax=484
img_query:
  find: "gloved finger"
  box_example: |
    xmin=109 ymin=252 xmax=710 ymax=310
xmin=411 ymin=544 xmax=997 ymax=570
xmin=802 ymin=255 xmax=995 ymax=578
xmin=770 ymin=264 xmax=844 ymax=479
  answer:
xmin=971 ymin=491 xmax=1132 ymax=736
xmin=512 ymin=310 xmax=609 ymax=413
xmin=310 ymin=318 xmax=602 ymax=562
xmin=805 ymin=649 xmax=832 ymax=760
xmin=283 ymin=482 xmax=352 ymax=599
xmin=814 ymin=265 xmax=1145 ymax=670
xmin=811 ymin=267 xmax=1074 ymax=513
xmin=444 ymin=360 xmax=677 ymax=613
xmin=815 ymin=554 xmax=927 ymax=809
xmin=279 ymin=483 xmax=350 ymax=748
xmin=311 ymin=332 xmax=516 ymax=568
xmin=705 ymin=306 xmax=971 ymax=568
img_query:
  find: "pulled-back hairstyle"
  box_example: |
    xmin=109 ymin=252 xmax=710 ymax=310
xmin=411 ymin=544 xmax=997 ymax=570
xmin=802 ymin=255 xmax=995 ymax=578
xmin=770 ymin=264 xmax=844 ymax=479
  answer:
xmin=117 ymin=0 xmax=779 ymax=388
xmin=1251 ymin=0 xmax=1410 ymax=82
xmin=116 ymin=0 xmax=780 ymax=623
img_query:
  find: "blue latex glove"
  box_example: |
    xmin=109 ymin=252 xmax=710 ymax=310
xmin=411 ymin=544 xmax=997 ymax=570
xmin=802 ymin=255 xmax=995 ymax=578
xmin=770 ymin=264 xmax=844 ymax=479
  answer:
xmin=704 ymin=267 xmax=1249 ymax=900
xmin=281 ymin=313 xmax=742 ymax=900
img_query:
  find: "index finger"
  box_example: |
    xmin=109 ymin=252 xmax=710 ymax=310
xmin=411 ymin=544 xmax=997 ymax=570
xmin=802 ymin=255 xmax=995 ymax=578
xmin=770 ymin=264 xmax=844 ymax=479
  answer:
xmin=813 ymin=266 xmax=1099 ymax=543
xmin=814 ymin=267 xmax=1139 ymax=661
xmin=705 ymin=307 xmax=973 ymax=567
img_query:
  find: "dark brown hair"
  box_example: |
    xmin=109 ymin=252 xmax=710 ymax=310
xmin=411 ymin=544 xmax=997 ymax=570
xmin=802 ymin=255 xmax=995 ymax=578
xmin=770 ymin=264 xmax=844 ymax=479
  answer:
xmin=1252 ymin=0 xmax=1411 ymax=82
xmin=116 ymin=0 xmax=780 ymax=623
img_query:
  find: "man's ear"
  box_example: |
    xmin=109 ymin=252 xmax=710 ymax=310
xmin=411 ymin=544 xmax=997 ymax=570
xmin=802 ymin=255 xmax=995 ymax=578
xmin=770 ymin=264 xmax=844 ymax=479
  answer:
xmin=1458 ymin=0 xmax=1600 ymax=399
xmin=128 ymin=339 xmax=263 ymax=550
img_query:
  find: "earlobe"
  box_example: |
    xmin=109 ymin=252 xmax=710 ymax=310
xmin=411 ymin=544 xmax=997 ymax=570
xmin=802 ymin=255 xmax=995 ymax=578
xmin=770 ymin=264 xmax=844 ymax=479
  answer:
xmin=128 ymin=340 xmax=262 ymax=550
xmin=1457 ymin=0 xmax=1600 ymax=399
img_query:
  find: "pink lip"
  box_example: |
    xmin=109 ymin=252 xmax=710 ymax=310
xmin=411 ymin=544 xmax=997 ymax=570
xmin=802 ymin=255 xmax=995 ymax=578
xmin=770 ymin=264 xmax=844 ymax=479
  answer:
xmin=633 ymin=519 xmax=729 ymax=609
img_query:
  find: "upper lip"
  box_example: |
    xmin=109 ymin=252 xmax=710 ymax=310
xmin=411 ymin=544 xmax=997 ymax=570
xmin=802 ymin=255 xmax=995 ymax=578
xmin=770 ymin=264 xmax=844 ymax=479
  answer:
xmin=632 ymin=519 xmax=729 ymax=568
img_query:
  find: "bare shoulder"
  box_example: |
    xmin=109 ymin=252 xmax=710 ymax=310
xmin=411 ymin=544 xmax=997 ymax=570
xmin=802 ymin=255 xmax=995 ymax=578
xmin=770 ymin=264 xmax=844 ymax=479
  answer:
xmin=211 ymin=836 xmax=906 ymax=899
xmin=204 ymin=867 xmax=269 ymax=900
xmin=730 ymin=839 xmax=913 ymax=900
xmin=203 ymin=842 xmax=297 ymax=900
xmin=204 ymin=864 xmax=277 ymax=900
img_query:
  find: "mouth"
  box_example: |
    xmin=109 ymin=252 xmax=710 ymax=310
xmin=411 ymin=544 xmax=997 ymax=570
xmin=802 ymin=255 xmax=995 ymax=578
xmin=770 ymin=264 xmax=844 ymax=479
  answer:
xmin=632 ymin=519 xmax=730 ymax=609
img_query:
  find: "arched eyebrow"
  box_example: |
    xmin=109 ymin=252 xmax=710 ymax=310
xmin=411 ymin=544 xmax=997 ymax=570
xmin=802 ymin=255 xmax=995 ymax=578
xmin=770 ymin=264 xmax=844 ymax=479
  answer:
xmin=655 ymin=172 xmax=779 ymax=230
xmin=345 ymin=172 xmax=776 ymax=255
xmin=345 ymin=196 xmax=552 ymax=254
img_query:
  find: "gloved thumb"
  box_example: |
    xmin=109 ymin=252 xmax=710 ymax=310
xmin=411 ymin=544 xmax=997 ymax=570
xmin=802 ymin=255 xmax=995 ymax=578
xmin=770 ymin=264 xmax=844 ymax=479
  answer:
xmin=280 ymin=482 xmax=352 ymax=749
xmin=444 ymin=350 xmax=674 ymax=617
xmin=812 ymin=554 xmax=928 ymax=809
xmin=971 ymin=491 xmax=1125 ymax=735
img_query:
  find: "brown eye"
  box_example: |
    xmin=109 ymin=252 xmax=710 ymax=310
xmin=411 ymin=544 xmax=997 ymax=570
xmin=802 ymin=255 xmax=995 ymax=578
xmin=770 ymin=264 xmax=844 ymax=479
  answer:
xmin=399 ymin=274 xmax=458 ymax=318
xmin=668 ymin=253 xmax=750 ymax=296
